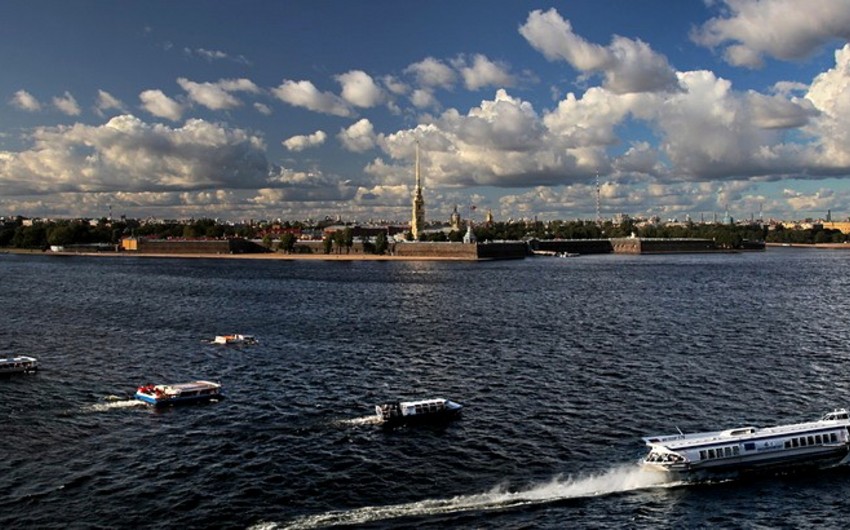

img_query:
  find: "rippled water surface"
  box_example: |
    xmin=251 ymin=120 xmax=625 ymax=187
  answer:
xmin=2 ymin=249 xmax=850 ymax=529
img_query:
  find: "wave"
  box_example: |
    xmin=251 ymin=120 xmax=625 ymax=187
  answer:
xmin=83 ymin=399 xmax=146 ymax=412
xmin=265 ymin=465 xmax=676 ymax=529
xmin=332 ymin=415 xmax=382 ymax=427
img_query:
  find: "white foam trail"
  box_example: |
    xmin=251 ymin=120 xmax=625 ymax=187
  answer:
xmin=84 ymin=399 xmax=146 ymax=412
xmin=334 ymin=415 xmax=383 ymax=427
xmin=266 ymin=464 xmax=676 ymax=529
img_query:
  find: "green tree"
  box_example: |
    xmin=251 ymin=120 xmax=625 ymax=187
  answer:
xmin=323 ymin=234 xmax=333 ymax=254
xmin=12 ymin=225 xmax=48 ymax=249
xmin=342 ymin=227 xmax=354 ymax=254
xmin=279 ymin=232 xmax=296 ymax=253
xmin=47 ymin=225 xmax=74 ymax=247
xmin=374 ymin=231 xmax=388 ymax=255
xmin=183 ymin=224 xmax=199 ymax=238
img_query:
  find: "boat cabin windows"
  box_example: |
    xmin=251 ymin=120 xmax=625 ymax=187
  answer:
xmin=698 ymin=445 xmax=740 ymax=461
xmin=413 ymin=401 xmax=445 ymax=415
xmin=784 ymin=432 xmax=838 ymax=449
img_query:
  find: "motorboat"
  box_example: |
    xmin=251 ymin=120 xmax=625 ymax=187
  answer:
xmin=375 ymin=398 xmax=463 ymax=426
xmin=0 ymin=355 xmax=38 ymax=374
xmin=642 ymin=409 xmax=850 ymax=476
xmin=134 ymin=380 xmax=223 ymax=406
xmin=213 ymin=334 xmax=257 ymax=345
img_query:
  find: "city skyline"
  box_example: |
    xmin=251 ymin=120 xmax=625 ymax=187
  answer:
xmin=2 ymin=0 xmax=850 ymax=222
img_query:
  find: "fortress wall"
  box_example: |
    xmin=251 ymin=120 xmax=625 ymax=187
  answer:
xmin=609 ymin=238 xmax=717 ymax=253
xmin=532 ymin=239 xmax=614 ymax=254
xmin=476 ymin=242 xmax=529 ymax=260
xmin=394 ymin=242 xmax=479 ymax=259
xmin=131 ymin=238 xmax=267 ymax=254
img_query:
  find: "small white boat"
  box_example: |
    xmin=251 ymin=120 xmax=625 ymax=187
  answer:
xmin=0 ymin=356 xmax=38 ymax=374
xmin=134 ymin=380 xmax=223 ymax=406
xmin=642 ymin=409 xmax=850 ymax=476
xmin=213 ymin=334 xmax=257 ymax=345
xmin=375 ymin=398 xmax=463 ymax=426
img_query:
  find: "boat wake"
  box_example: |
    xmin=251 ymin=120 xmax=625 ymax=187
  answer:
xmin=84 ymin=399 xmax=146 ymax=412
xmin=264 ymin=465 xmax=677 ymax=529
xmin=333 ymin=415 xmax=383 ymax=427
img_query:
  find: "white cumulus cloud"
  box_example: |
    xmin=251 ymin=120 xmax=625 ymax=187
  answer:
xmin=804 ymin=44 xmax=850 ymax=167
xmin=453 ymin=54 xmax=516 ymax=91
xmin=271 ymin=79 xmax=352 ymax=117
xmin=519 ymin=8 xmax=680 ymax=94
xmin=336 ymin=70 xmax=384 ymax=108
xmin=94 ymin=90 xmax=127 ymax=117
xmin=9 ymin=89 xmax=42 ymax=111
xmin=0 ymin=114 xmax=269 ymax=195
xmin=404 ymin=57 xmax=457 ymax=89
xmin=177 ymin=77 xmax=259 ymax=111
xmin=282 ymin=130 xmax=327 ymax=151
xmin=692 ymin=0 xmax=850 ymax=68
xmin=53 ymin=91 xmax=81 ymax=116
xmin=338 ymin=119 xmax=376 ymax=152
xmin=139 ymin=89 xmax=184 ymax=121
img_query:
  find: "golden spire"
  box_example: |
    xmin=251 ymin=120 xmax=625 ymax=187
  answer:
xmin=411 ymin=139 xmax=425 ymax=239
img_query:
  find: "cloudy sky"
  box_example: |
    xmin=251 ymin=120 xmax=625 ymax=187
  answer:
xmin=2 ymin=0 xmax=850 ymax=223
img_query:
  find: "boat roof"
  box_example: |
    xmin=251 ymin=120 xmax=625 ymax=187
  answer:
xmin=157 ymin=380 xmax=220 ymax=391
xmin=398 ymin=398 xmax=451 ymax=407
xmin=0 ymin=356 xmax=37 ymax=363
xmin=645 ymin=413 xmax=850 ymax=450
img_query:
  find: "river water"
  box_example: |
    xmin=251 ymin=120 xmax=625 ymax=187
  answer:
xmin=2 ymin=248 xmax=850 ymax=529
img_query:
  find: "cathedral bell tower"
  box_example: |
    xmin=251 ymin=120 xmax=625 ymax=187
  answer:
xmin=411 ymin=140 xmax=425 ymax=240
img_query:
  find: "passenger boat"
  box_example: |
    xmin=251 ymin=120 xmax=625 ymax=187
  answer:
xmin=642 ymin=409 xmax=850 ymax=476
xmin=375 ymin=398 xmax=463 ymax=426
xmin=0 ymin=355 xmax=38 ymax=374
xmin=134 ymin=380 xmax=223 ymax=406
xmin=213 ymin=334 xmax=257 ymax=345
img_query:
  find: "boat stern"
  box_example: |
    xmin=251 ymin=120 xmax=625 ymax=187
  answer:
xmin=134 ymin=390 xmax=159 ymax=405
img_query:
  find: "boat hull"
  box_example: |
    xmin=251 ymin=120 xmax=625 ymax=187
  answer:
xmin=134 ymin=391 xmax=222 ymax=407
xmin=0 ymin=357 xmax=38 ymax=375
xmin=376 ymin=399 xmax=463 ymax=427
xmin=644 ymin=445 xmax=850 ymax=478
xmin=381 ymin=408 xmax=462 ymax=427
xmin=134 ymin=381 xmax=223 ymax=407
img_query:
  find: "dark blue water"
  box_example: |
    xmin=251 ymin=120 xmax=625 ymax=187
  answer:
xmin=2 ymin=249 xmax=850 ymax=529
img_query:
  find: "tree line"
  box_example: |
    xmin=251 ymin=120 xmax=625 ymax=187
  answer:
xmin=1 ymin=216 xmax=846 ymax=251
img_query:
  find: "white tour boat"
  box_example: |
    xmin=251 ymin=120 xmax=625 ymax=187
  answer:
xmin=0 ymin=355 xmax=38 ymax=374
xmin=375 ymin=398 xmax=463 ymax=426
xmin=134 ymin=380 xmax=223 ymax=406
xmin=213 ymin=334 xmax=258 ymax=345
xmin=642 ymin=409 xmax=850 ymax=476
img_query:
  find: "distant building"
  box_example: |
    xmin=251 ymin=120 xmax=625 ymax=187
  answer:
xmin=120 ymin=237 xmax=266 ymax=254
xmin=450 ymin=205 xmax=461 ymax=231
xmin=822 ymin=221 xmax=850 ymax=234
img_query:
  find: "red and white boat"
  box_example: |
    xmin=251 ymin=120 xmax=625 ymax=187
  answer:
xmin=134 ymin=380 xmax=223 ymax=406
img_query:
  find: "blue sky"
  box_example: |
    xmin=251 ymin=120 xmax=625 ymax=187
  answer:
xmin=2 ymin=0 xmax=850 ymax=223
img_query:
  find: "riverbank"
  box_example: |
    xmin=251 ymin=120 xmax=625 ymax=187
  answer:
xmin=0 ymin=248 xmax=477 ymax=261
xmin=765 ymin=242 xmax=850 ymax=249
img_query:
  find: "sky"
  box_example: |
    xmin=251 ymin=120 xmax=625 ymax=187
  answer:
xmin=2 ymin=0 xmax=850 ymax=224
